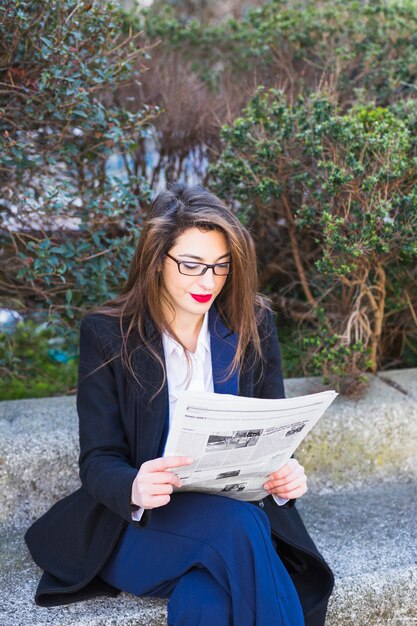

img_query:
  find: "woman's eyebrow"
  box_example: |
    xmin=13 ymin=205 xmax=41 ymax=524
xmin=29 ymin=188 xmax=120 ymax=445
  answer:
xmin=177 ymin=253 xmax=231 ymax=262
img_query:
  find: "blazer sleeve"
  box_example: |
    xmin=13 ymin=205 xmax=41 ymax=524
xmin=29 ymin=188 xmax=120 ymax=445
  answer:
xmin=258 ymin=308 xmax=285 ymax=400
xmin=77 ymin=315 xmax=138 ymax=523
xmin=258 ymin=309 xmax=297 ymax=509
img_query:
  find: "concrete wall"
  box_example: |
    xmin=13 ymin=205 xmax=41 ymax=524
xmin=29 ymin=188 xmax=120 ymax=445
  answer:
xmin=1 ymin=368 xmax=416 ymax=625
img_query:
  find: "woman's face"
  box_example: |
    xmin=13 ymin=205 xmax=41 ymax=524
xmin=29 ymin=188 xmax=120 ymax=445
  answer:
xmin=161 ymin=227 xmax=230 ymax=325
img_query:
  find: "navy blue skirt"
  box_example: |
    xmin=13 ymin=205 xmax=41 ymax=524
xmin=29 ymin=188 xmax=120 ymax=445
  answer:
xmin=100 ymin=493 xmax=305 ymax=626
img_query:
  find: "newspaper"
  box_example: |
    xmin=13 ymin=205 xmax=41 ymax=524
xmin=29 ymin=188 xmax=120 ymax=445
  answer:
xmin=164 ymin=389 xmax=338 ymax=501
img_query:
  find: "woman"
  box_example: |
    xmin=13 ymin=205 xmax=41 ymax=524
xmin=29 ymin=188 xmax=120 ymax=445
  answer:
xmin=25 ymin=183 xmax=334 ymax=626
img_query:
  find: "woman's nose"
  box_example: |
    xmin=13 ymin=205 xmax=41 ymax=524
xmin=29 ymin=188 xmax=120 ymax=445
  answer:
xmin=198 ymin=268 xmax=216 ymax=289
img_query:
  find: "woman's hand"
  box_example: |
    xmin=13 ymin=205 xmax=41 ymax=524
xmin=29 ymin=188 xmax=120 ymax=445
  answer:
xmin=263 ymin=459 xmax=307 ymax=500
xmin=131 ymin=456 xmax=194 ymax=510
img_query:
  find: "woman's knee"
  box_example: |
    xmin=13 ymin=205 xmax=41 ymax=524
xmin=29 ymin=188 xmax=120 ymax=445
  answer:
xmin=191 ymin=494 xmax=270 ymax=533
xmin=168 ymin=568 xmax=231 ymax=626
xmin=208 ymin=496 xmax=271 ymax=541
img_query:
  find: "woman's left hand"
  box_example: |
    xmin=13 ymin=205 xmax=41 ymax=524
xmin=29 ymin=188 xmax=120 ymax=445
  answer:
xmin=263 ymin=459 xmax=307 ymax=500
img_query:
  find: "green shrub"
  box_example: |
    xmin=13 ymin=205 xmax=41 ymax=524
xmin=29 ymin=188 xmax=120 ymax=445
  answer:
xmin=141 ymin=0 xmax=417 ymax=106
xmin=0 ymin=0 xmax=157 ymax=337
xmin=0 ymin=320 xmax=78 ymax=399
xmin=210 ymin=89 xmax=417 ymax=386
xmin=2 ymin=0 xmax=417 ymax=397
xmin=126 ymin=0 xmax=417 ymax=197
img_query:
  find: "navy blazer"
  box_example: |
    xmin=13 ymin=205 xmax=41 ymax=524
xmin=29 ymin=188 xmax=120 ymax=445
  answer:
xmin=25 ymin=308 xmax=333 ymax=626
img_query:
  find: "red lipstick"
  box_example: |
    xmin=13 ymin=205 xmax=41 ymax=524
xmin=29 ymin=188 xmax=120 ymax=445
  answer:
xmin=190 ymin=294 xmax=212 ymax=303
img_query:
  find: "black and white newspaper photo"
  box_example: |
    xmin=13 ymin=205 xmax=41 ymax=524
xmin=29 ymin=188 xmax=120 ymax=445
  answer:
xmin=163 ymin=390 xmax=338 ymax=501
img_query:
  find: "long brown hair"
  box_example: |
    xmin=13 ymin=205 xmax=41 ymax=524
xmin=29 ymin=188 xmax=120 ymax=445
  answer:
xmin=93 ymin=182 xmax=268 ymax=389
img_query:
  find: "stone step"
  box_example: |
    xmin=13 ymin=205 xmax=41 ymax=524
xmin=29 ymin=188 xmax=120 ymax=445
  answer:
xmin=1 ymin=369 xmax=416 ymax=527
xmin=1 ymin=482 xmax=416 ymax=626
xmin=285 ymin=368 xmax=417 ymax=491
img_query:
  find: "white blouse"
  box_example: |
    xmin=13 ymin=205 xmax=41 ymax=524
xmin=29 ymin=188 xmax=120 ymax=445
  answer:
xmin=162 ymin=311 xmax=213 ymax=427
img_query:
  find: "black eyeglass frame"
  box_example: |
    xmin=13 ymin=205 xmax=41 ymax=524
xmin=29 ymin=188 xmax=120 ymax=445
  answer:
xmin=165 ymin=252 xmax=232 ymax=276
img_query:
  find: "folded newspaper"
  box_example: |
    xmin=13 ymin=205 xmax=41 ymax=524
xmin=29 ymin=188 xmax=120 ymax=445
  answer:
xmin=164 ymin=389 xmax=338 ymax=501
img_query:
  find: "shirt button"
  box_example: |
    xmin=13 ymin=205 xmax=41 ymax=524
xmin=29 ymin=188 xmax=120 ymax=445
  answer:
xmin=258 ymin=500 xmax=264 ymax=508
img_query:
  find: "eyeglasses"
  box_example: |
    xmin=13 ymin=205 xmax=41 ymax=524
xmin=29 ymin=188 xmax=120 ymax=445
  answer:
xmin=165 ymin=253 xmax=232 ymax=276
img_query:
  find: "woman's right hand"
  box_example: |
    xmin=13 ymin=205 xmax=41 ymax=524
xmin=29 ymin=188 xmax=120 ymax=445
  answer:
xmin=131 ymin=456 xmax=194 ymax=510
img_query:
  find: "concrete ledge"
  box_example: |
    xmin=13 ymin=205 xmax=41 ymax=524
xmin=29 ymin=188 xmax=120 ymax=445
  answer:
xmin=1 ymin=370 xmax=416 ymax=625
xmin=0 ymin=395 xmax=79 ymax=527
xmin=285 ymin=369 xmax=417 ymax=491
xmin=1 ymin=483 xmax=416 ymax=626
xmin=1 ymin=369 xmax=416 ymax=526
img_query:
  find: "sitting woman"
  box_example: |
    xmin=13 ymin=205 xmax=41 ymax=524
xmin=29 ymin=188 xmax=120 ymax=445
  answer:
xmin=25 ymin=183 xmax=334 ymax=626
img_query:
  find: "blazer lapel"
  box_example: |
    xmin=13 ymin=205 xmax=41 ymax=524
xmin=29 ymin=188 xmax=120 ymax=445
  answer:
xmin=209 ymin=307 xmax=239 ymax=395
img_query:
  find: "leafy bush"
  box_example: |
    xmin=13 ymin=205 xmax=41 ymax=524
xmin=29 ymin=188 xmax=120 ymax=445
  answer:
xmin=0 ymin=0 xmax=157 ymax=332
xmin=0 ymin=319 xmax=78 ymax=399
xmin=210 ymin=89 xmax=417 ymax=386
xmin=1 ymin=0 xmax=417 ymax=396
xmin=143 ymin=0 xmax=417 ymax=106
xmin=130 ymin=0 xmax=417 ymax=187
